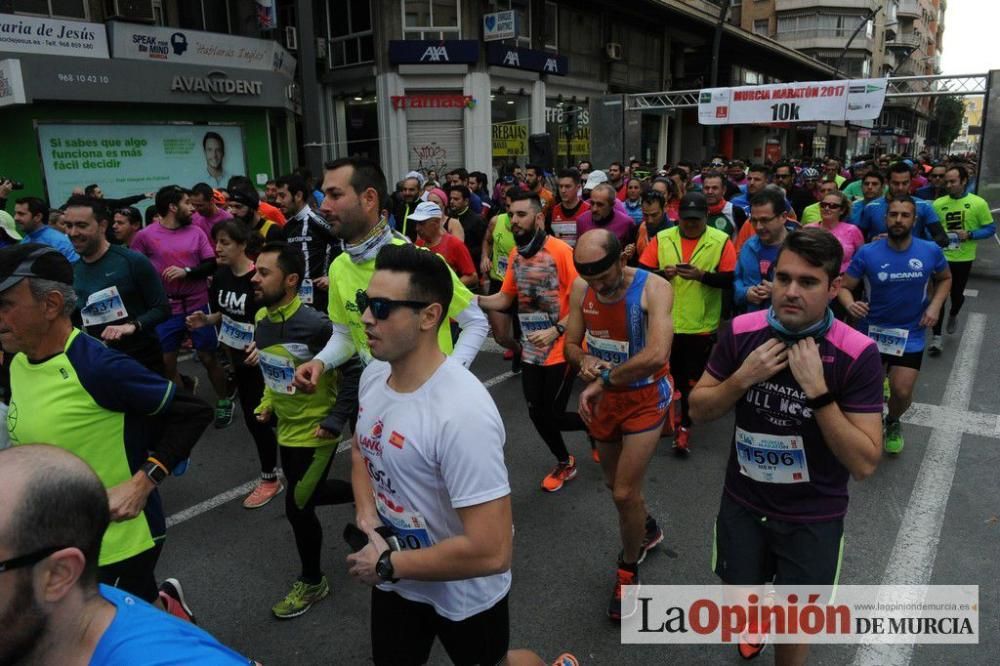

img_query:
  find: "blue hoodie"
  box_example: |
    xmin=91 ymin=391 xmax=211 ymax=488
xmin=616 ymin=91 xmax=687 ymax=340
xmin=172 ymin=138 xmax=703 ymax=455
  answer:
xmin=734 ymin=235 xmax=780 ymax=312
xmin=623 ymin=198 xmax=643 ymax=225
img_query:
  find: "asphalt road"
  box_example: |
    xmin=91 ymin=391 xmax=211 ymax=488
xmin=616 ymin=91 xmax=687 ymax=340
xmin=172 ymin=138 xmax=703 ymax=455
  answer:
xmin=157 ymin=242 xmax=1000 ymax=665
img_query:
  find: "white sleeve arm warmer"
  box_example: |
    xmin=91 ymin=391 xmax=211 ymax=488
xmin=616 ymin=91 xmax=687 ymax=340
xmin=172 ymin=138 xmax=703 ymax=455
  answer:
xmin=451 ymin=298 xmax=489 ymax=368
xmin=314 ymin=323 xmax=356 ymax=370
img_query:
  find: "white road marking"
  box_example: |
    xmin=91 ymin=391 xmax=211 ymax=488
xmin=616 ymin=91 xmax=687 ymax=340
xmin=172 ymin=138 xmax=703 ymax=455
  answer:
xmin=166 ymin=480 xmax=257 ymax=528
xmin=902 ymin=402 xmax=1000 ymax=440
xmin=853 ymin=312 xmax=987 ymax=666
xmin=165 ymin=368 xmax=519 ymax=527
xmin=962 ymin=288 xmax=979 ymax=298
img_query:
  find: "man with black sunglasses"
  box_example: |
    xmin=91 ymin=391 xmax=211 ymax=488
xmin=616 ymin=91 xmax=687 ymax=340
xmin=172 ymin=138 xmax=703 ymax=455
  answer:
xmin=0 ymin=444 xmax=255 ymax=665
xmin=347 ymin=243 xmax=516 ymax=666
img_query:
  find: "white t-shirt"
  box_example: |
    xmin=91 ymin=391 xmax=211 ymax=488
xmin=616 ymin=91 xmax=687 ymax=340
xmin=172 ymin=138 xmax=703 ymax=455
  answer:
xmin=356 ymin=357 xmax=511 ymax=621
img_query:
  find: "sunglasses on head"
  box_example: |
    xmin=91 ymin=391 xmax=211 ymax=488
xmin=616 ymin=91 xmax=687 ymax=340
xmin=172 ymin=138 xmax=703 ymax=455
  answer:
xmin=355 ymin=289 xmax=430 ymax=320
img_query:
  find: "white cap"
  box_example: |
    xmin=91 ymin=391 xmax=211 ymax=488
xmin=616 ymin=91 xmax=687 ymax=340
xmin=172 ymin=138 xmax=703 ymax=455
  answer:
xmin=408 ymin=201 xmax=442 ymax=222
xmin=583 ymin=169 xmax=608 ymax=191
xmin=404 ymin=170 xmax=426 ymax=187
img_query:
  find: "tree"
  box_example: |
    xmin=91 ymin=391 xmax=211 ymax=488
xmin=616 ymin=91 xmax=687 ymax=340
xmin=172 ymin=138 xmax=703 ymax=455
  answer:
xmin=928 ymin=96 xmax=964 ymax=151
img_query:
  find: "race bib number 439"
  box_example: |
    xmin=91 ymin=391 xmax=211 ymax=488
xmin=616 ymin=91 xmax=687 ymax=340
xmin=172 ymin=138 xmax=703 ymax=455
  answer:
xmin=735 ymin=427 xmax=809 ymax=484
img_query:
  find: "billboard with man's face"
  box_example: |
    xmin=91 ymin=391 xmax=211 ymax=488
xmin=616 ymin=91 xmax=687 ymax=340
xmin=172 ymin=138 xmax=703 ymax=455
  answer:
xmin=36 ymin=123 xmax=247 ymax=208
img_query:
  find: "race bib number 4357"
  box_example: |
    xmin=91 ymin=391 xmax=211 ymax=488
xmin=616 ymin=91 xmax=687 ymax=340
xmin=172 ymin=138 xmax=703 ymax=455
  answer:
xmin=735 ymin=427 xmax=809 ymax=484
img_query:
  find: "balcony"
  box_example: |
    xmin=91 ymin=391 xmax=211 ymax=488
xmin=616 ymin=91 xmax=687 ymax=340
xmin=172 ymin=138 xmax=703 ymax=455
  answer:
xmin=775 ymin=0 xmax=877 ymax=10
xmin=887 ymin=32 xmax=921 ymax=51
xmin=897 ymin=0 xmax=921 ymax=18
xmin=774 ymin=29 xmax=874 ymax=52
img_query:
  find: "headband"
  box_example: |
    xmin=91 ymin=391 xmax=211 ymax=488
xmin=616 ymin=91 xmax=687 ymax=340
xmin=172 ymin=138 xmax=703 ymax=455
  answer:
xmin=574 ymin=252 xmax=619 ymax=277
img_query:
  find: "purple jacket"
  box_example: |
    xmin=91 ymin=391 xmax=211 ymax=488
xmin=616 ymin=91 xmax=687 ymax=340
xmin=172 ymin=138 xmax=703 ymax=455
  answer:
xmin=577 ymin=207 xmax=637 ymax=246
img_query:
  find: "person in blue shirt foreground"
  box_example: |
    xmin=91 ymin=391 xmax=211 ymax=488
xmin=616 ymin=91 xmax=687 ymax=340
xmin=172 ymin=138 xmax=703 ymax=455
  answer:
xmin=0 ymin=444 xmax=256 ymax=666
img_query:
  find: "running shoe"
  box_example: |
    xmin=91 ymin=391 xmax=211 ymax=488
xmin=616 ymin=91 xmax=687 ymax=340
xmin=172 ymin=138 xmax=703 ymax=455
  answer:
xmin=541 ymin=456 xmax=577 ymax=492
xmin=589 ymin=436 xmax=600 ymax=463
xmin=638 ymin=515 xmax=664 ymax=564
xmin=946 ymin=313 xmax=958 ymax=335
xmin=737 ymin=628 xmax=768 ymax=660
xmin=673 ymin=427 xmax=690 ymax=455
xmin=214 ymin=399 xmax=234 ymax=428
xmin=503 ymin=348 xmax=514 ymax=360
xmin=885 ymin=420 xmax=904 ymax=454
xmin=272 ymin=577 xmax=330 ymax=619
xmin=552 ymin=654 xmax=580 ymax=666
xmin=608 ymin=564 xmax=639 ymax=621
xmin=243 ymin=478 xmax=284 ymax=509
xmin=928 ymin=335 xmax=943 ymax=357
xmin=159 ymin=578 xmax=197 ymax=624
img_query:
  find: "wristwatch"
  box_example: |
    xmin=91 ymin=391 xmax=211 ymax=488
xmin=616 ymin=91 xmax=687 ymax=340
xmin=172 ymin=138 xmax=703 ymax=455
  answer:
xmin=183 ymin=267 xmax=191 ymax=275
xmin=805 ymin=392 xmax=837 ymax=410
xmin=554 ymin=323 xmax=566 ymax=336
xmin=141 ymin=459 xmax=168 ymax=485
xmin=599 ymin=367 xmax=614 ymax=387
xmin=375 ymin=549 xmax=398 ymax=583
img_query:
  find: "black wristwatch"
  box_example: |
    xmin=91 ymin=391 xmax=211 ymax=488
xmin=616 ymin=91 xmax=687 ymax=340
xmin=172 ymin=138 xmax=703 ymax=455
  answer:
xmin=554 ymin=323 xmax=566 ymax=336
xmin=375 ymin=549 xmax=398 ymax=583
xmin=142 ymin=459 xmax=168 ymax=486
xmin=805 ymin=392 xmax=837 ymax=410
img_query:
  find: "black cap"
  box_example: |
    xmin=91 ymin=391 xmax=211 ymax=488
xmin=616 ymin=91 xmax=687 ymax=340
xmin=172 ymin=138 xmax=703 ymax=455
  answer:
xmin=228 ymin=187 xmax=260 ymax=210
xmin=678 ymin=192 xmax=709 ymax=220
xmin=0 ymin=243 xmax=74 ymax=293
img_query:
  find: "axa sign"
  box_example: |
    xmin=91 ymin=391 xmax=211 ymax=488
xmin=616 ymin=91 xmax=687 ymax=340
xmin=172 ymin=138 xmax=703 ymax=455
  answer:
xmin=388 ymin=40 xmax=479 ymax=65
xmin=486 ymin=43 xmax=567 ymax=76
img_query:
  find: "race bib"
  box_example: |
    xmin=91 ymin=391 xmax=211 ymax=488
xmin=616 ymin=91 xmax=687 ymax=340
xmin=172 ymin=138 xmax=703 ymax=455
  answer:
xmin=496 ymin=254 xmax=509 ymax=277
xmin=735 ymin=427 xmax=810 ymax=484
xmin=299 ymin=278 xmax=314 ymax=304
xmin=868 ymin=324 xmax=908 ymax=357
xmin=218 ymin=315 xmax=254 ymax=350
xmin=519 ymin=311 xmax=553 ymax=333
xmin=258 ymin=350 xmax=296 ymax=394
xmin=81 ymin=286 xmax=128 ymax=327
xmin=946 ymin=232 xmax=961 ymax=251
xmin=376 ymin=492 xmax=433 ymax=550
xmin=551 ymin=222 xmax=577 ymax=246
xmin=585 ymin=332 xmax=629 ymax=365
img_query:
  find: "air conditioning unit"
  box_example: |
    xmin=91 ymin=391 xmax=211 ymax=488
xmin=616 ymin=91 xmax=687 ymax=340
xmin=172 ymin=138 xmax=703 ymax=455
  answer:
xmin=284 ymin=26 xmax=298 ymax=51
xmin=316 ymin=37 xmax=328 ymax=60
xmin=605 ymin=42 xmax=623 ymax=61
xmin=105 ymin=0 xmax=155 ymax=22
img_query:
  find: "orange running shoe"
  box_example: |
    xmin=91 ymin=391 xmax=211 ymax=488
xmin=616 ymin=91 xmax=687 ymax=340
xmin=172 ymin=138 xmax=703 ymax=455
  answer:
xmin=541 ymin=456 xmax=577 ymax=492
xmin=673 ymin=426 xmax=690 ymax=455
xmin=243 ymin=479 xmax=284 ymax=509
xmin=608 ymin=564 xmax=639 ymax=621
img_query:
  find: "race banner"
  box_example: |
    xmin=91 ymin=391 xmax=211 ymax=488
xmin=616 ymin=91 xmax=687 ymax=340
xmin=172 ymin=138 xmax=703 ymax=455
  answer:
xmin=698 ymin=79 xmax=887 ymax=125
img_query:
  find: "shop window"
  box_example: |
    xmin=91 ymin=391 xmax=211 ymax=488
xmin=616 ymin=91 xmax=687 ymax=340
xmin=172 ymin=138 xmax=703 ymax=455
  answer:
xmin=177 ymin=0 xmax=231 ymax=33
xmin=12 ymin=0 xmax=87 ymax=18
xmin=489 ymin=0 xmax=531 ymax=47
xmin=329 ymin=0 xmax=374 ymax=69
xmin=402 ymin=0 xmax=460 ymax=40
xmin=541 ymin=1 xmax=557 ymax=50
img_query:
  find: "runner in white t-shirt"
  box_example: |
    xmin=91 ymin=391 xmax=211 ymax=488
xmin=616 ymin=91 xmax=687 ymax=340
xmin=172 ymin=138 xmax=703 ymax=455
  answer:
xmin=346 ymin=243 xmax=526 ymax=665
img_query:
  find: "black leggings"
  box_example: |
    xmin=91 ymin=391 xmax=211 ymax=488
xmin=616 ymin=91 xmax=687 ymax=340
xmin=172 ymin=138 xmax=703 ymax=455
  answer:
xmin=932 ymin=260 xmax=973 ymax=335
xmin=280 ymin=444 xmax=354 ymax=583
xmin=521 ymin=362 xmax=587 ymax=463
xmin=99 ymin=542 xmax=163 ymax=603
xmin=232 ymin=358 xmax=279 ymax=475
xmin=670 ymin=333 xmax=716 ymax=428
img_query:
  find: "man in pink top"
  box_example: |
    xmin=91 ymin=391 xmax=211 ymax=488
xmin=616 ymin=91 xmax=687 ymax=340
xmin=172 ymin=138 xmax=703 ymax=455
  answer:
xmin=132 ymin=185 xmax=233 ymax=428
xmin=576 ymin=184 xmax=637 ymax=260
xmin=190 ymin=182 xmax=233 ymax=240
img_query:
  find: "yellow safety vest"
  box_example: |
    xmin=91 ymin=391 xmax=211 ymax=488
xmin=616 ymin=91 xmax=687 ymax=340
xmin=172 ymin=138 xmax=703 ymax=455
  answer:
xmin=655 ymin=225 xmax=729 ymax=334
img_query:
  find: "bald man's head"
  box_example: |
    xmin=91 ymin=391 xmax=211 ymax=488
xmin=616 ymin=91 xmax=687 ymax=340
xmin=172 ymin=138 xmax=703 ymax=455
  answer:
xmin=0 ymin=445 xmax=109 ymax=587
xmin=575 ymin=228 xmax=620 ymax=264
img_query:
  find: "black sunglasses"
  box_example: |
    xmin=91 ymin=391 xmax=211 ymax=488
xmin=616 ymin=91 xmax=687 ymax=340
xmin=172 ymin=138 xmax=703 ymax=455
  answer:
xmin=0 ymin=545 xmax=67 ymax=574
xmin=356 ymin=290 xmax=430 ymax=320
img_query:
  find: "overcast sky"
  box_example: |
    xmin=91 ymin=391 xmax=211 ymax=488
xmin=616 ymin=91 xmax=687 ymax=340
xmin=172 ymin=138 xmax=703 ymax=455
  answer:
xmin=939 ymin=0 xmax=1000 ymax=74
